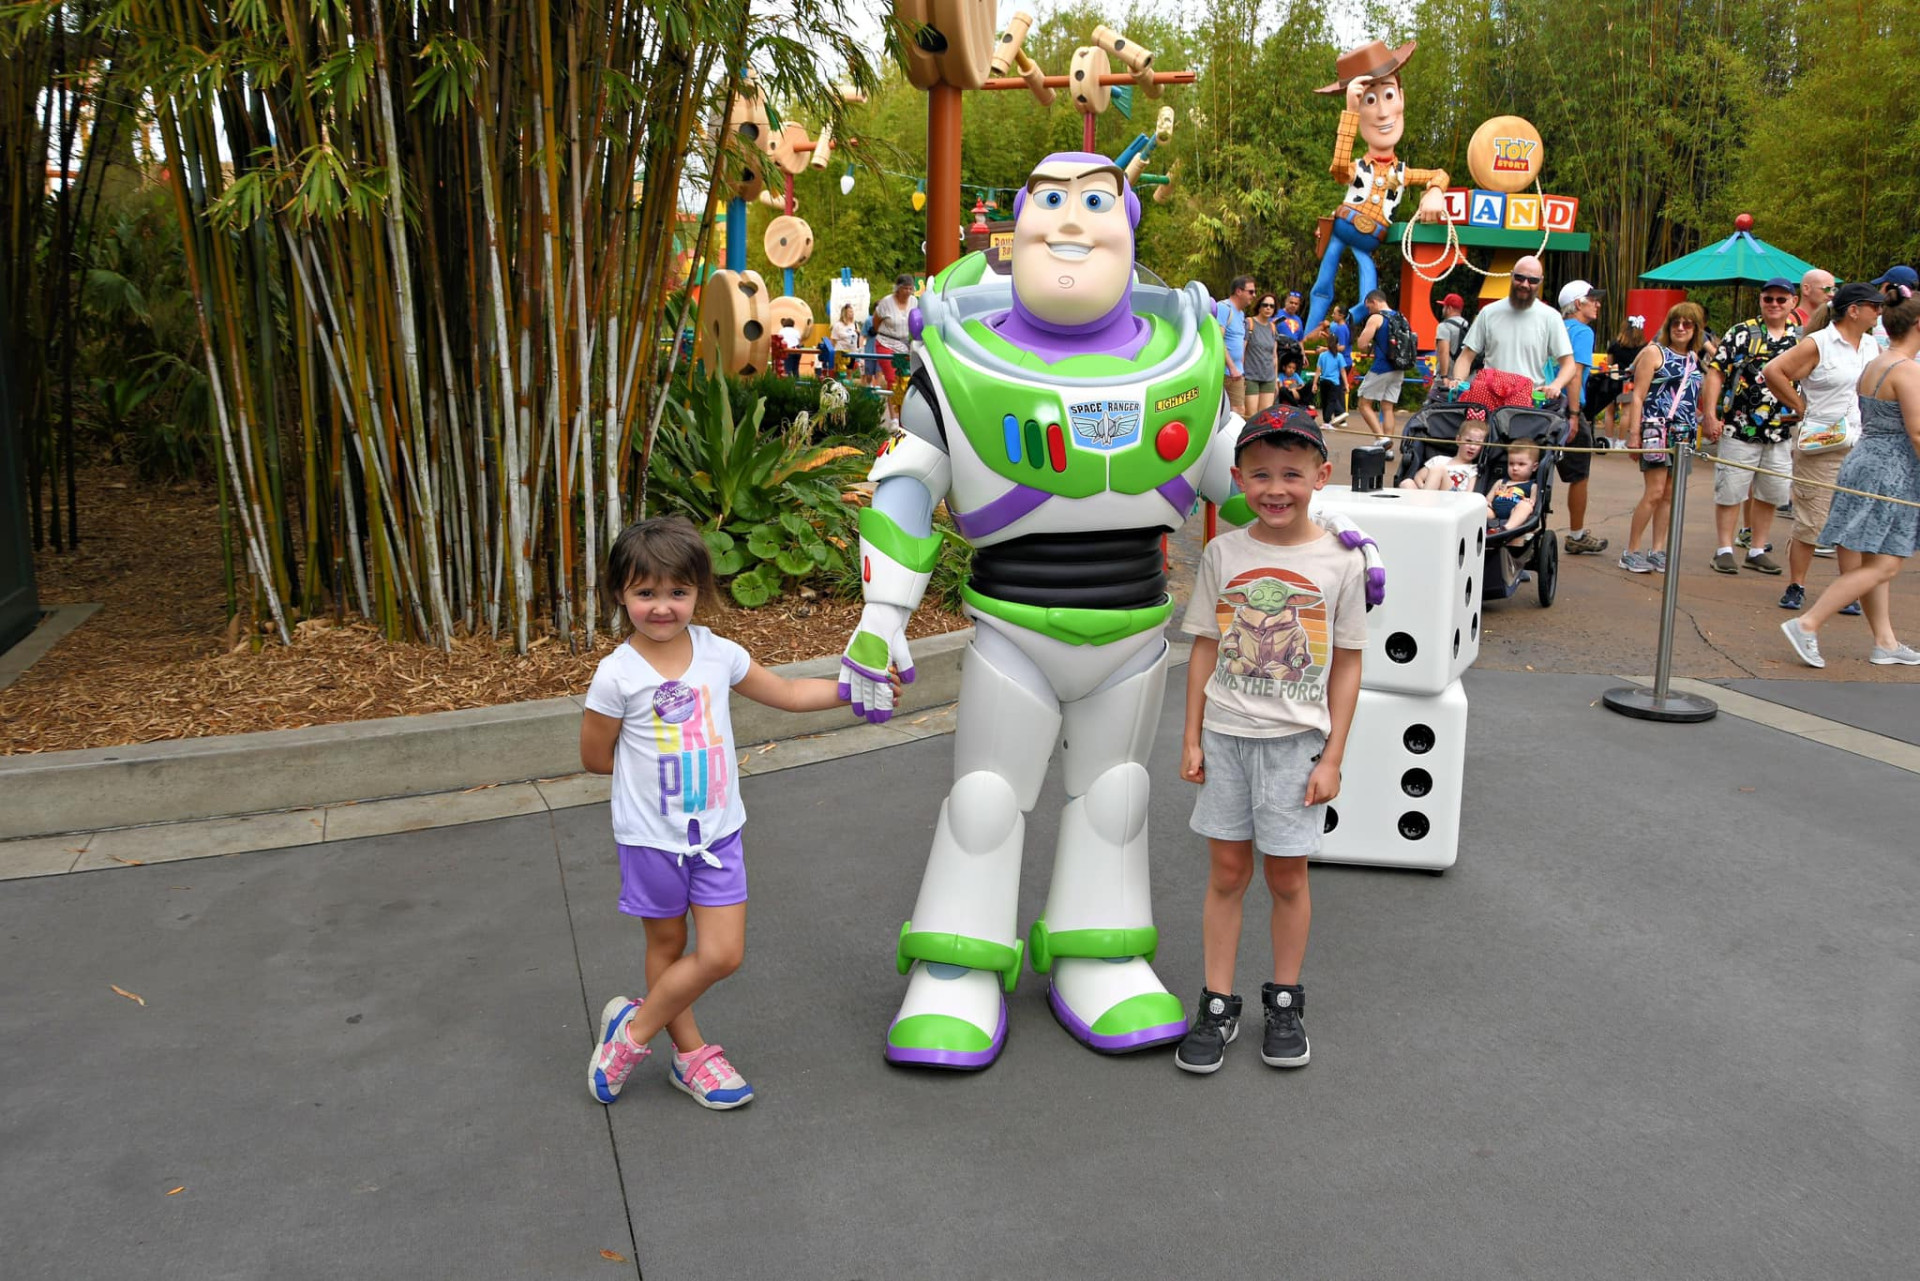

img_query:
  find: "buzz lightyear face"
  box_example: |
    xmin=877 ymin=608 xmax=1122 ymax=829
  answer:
xmin=1012 ymin=161 xmax=1132 ymax=327
xmin=1355 ymin=75 xmax=1405 ymax=155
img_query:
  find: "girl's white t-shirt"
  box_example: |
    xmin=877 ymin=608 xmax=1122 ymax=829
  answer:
xmin=584 ymin=626 xmax=751 ymax=852
xmin=1802 ymin=326 xmax=1873 ymax=427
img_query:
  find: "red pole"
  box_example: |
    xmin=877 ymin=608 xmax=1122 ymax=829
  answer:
xmin=1082 ymin=113 xmax=1095 ymax=151
xmin=926 ymin=84 xmax=963 ymax=276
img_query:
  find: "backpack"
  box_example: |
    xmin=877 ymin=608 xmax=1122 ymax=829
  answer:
xmin=1378 ymin=308 xmax=1418 ymax=371
xmin=1435 ymin=314 xmax=1469 ymax=359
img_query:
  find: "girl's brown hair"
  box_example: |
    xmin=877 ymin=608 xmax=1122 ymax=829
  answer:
xmin=602 ymin=516 xmax=716 ymax=628
xmin=1882 ymin=288 xmax=1920 ymax=340
xmin=1659 ymin=302 xmax=1708 ymax=354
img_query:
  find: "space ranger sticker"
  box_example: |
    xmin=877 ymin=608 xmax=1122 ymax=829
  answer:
xmin=1068 ymin=398 xmax=1143 ymax=451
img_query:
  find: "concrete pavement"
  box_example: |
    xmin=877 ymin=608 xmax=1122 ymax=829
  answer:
xmin=5 ymin=666 xmax=1917 ymax=1279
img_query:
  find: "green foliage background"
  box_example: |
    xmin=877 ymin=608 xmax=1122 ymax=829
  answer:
xmin=745 ymin=0 xmax=1920 ymax=341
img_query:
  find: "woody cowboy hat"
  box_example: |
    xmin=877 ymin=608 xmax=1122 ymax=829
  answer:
xmin=1315 ymin=39 xmax=1418 ymax=94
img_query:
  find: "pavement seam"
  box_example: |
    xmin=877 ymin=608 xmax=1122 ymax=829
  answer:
xmin=1614 ymin=674 xmax=1920 ymax=775
xmin=546 ymin=807 xmax=646 ymax=1278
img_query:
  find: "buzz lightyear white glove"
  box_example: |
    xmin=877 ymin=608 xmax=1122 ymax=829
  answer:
xmin=840 ymin=506 xmax=941 ymax=722
xmin=1215 ymin=498 xmax=1386 ymax=610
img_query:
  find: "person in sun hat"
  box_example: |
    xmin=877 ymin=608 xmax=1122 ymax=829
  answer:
xmin=1557 ymin=279 xmax=1608 ymax=554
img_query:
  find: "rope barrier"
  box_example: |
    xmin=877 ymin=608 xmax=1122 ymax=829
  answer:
xmin=1320 ymin=420 xmax=1920 ymax=510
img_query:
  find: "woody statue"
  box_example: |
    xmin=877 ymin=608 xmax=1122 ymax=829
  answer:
xmin=1300 ymin=40 xmax=1449 ymax=343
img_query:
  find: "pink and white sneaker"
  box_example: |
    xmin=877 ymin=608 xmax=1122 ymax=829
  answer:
xmin=670 ymin=1043 xmax=755 ymax=1110
xmin=588 ymin=996 xmax=650 ymax=1104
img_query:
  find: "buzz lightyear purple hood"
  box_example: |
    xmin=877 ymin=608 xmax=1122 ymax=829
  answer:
xmin=987 ymin=151 xmax=1151 ymax=363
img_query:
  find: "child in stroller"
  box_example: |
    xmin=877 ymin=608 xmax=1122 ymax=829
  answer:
xmin=1402 ymin=411 xmax=1491 ymax=493
xmin=1486 ymin=444 xmax=1540 ymax=532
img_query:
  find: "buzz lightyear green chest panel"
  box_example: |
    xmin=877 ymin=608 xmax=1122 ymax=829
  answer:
xmin=918 ymin=308 xmax=1225 ymax=546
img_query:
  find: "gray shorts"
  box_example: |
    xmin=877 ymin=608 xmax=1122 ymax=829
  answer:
xmin=1359 ymin=368 xmax=1405 ymax=404
xmin=1189 ymin=727 xmax=1328 ymax=857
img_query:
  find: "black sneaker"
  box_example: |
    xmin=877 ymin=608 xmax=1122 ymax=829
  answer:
xmin=1174 ymin=990 xmax=1241 ymax=1075
xmin=1779 ymin=583 xmax=1806 ymax=610
xmin=1260 ymin=983 xmax=1310 ymax=1068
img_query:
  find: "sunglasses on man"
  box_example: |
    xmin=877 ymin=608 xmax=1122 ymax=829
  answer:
xmin=1511 ymin=273 xmax=1541 ymax=284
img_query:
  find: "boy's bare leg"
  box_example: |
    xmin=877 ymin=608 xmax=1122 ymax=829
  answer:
xmin=1202 ymin=837 xmax=1256 ymax=994
xmin=1264 ymin=855 xmax=1311 ymax=985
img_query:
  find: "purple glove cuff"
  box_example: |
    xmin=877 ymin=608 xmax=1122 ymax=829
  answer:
xmin=1365 ymin=566 xmax=1386 ymax=608
xmin=1337 ymin=528 xmax=1377 ymax=552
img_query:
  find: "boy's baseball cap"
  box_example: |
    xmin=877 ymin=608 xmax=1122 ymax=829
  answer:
xmin=1440 ymin=292 xmax=1465 ymax=309
xmin=1236 ymin=406 xmax=1326 ymax=459
xmin=1556 ymin=280 xmax=1604 ymax=309
xmin=1868 ymin=265 xmax=1917 ymax=288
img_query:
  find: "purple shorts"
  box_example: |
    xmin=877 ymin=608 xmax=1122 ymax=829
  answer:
xmin=617 ymin=828 xmax=747 ymax=918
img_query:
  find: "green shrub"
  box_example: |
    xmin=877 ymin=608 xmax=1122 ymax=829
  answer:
xmin=648 ymin=366 xmax=869 ymax=607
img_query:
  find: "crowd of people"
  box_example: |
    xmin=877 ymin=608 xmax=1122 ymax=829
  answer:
xmin=1212 ymin=257 xmax=1919 ymax=668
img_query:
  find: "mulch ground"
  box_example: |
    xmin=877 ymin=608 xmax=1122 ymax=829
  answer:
xmin=4 ymin=465 xmax=968 ymax=755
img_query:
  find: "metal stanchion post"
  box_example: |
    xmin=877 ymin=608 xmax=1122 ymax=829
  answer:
xmin=1604 ymin=437 xmax=1718 ymax=722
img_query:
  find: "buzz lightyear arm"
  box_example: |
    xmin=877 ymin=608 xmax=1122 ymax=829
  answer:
xmin=1194 ymin=403 xmax=1387 ymax=609
xmin=840 ymin=404 xmax=953 ymax=723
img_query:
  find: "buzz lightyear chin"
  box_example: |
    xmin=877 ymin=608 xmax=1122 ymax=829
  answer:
xmin=990 ymin=152 xmax=1151 ymax=364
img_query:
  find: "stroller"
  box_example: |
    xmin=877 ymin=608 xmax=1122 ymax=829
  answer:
xmin=1396 ymin=390 xmax=1569 ymax=608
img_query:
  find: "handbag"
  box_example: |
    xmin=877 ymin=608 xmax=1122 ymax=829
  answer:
xmin=1795 ymin=414 xmax=1860 ymax=454
xmin=1638 ymin=350 xmax=1696 ymax=464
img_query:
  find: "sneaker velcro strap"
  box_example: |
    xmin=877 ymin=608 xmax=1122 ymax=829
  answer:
xmin=896 ymin=922 xmax=1024 ymax=992
xmin=1027 ymin=919 xmax=1159 ymax=973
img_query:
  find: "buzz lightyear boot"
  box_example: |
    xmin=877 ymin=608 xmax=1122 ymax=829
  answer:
xmin=1028 ymin=650 xmax=1188 ymax=1052
xmin=885 ymin=639 xmax=1060 ymax=1069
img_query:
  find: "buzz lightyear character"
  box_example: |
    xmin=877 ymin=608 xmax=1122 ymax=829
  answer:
xmin=838 ymin=152 xmax=1384 ymax=1069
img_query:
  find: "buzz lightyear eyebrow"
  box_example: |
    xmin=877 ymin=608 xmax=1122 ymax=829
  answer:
xmin=1026 ymin=164 xmax=1125 ymax=195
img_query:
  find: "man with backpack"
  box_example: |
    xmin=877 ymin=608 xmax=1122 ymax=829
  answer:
xmin=1354 ymin=289 xmax=1415 ymax=453
xmin=1433 ymin=293 xmax=1470 ymax=388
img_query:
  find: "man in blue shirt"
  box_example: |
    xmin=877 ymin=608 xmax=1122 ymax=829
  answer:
xmin=1216 ymin=274 xmax=1255 ymax=415
xmin=1556 ymin=280 xmax=1609 ymax=555
xmin=1277 ymin=291 xmax=1305 ymax=343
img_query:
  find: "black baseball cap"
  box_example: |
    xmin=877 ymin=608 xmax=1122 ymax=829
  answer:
xmin=1833 ymin=281 xmax=1885 ymax=312
xmin=1236 ymin=406 xmax=1326 ymax=460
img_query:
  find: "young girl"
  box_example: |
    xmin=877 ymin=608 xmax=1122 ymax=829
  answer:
xmin=1403 ymin=416 xmax=1490 ymax=492
xmin=1487 ymin=444 xmax=1540 ymax=531
xmin=582 ymin=516 xmax=882 ymax=1109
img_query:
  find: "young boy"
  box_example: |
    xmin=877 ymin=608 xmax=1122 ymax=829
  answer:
xmin=1313 ymin=344 xmax=1347 ymax=423
xmin=1176 ymin=407 xmax=1366 ymax=1075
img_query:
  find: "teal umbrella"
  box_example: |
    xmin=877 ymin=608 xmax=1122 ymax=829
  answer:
xmin=1640 ymin=217 xmax=1816 ymax=286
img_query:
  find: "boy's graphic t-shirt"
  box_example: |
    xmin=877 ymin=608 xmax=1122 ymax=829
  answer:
xmin=584 ymin=626 xmax=751 ymax=852
xmin=1180 ymin=525 xmax=1369 ymax=740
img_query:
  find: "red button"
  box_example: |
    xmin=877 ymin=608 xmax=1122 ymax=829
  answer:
xmin=1156 ymin=420 xmax=1189 ymax=460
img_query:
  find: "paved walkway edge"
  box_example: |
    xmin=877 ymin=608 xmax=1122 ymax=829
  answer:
xmin=1612 ymin=674 xmax=1920 ymax=775
xmin=0 ymin=629 xmax=976 ymax=841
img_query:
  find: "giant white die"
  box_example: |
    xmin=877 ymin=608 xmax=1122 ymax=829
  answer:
xmin=1316 ymin=679 xmax=1467 ymax=872
xmin=1311 ymin=485 xmax=1484 ymax=696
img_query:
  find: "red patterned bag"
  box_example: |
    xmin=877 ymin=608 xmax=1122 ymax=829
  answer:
xmin=1459 ymin=368 xmax=1536 ymax=411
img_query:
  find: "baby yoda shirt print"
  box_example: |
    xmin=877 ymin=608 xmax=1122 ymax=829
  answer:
xmin=1180 ymin=525 xmax=1370 ymax=739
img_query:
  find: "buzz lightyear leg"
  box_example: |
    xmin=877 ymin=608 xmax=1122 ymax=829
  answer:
xmin=1031 ymin=641 xmax=1188 ymax=1052
xmin=886 ymin=626 xmax=1060 ymax=1068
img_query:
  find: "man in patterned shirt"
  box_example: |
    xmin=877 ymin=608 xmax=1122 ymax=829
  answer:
xmin=1700 ymin=278 xmax=1799 ymax=575
xmin=1299 ymin=40 xmax=1449 ymax=343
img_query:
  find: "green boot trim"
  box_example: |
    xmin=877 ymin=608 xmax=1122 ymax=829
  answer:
xmin=1029 ymin=920 xmax=1160 ymax=973
xmin=887 ymin=1013 xmax=994 ymax=1054
xmin=896 ymin=921 xmax=1022 ymax=992
xmin=1090 ymin=991 xmax=1188 ymax=1038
